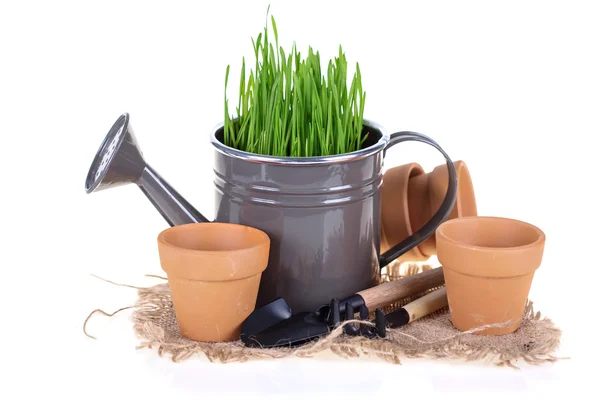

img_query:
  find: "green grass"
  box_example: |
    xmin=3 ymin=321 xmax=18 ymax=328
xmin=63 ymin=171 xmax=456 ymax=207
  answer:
xmin=223 ymin=11 xmax=368 ymax=157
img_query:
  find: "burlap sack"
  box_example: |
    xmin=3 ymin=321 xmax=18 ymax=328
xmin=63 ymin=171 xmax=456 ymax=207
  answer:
xmin=84 ymin=263 xmax=562 ymax=368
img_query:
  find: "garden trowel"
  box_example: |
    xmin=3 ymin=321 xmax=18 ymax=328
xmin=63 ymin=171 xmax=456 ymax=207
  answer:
xmin=241 ymin=267 xmax=447 ymax=348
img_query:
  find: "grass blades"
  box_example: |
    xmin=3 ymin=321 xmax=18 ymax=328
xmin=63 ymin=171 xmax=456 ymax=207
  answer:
xmin=223 ymin=10 xmax=367 ymax=157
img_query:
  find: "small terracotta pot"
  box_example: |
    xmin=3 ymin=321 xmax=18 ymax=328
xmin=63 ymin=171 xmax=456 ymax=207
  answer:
xmin=436 ymin=216 xmax=545 ymax=335
xmin=157 ymin=222 xmax=270 ymax=342
xmin=381 ymin=160 xmax=477 ymax=261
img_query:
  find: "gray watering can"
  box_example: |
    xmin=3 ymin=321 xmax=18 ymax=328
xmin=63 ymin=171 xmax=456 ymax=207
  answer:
xmin=85 ymin=113 xmax=457 ymax=315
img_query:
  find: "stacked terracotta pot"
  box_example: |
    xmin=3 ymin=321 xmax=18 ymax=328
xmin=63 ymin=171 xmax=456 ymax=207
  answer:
xmin=380 ymin=160 xmax=478 ymax=261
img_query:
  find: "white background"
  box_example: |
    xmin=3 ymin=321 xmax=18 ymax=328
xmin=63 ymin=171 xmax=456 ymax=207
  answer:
xmin=1 ymin=0 xmax=598 ymax=398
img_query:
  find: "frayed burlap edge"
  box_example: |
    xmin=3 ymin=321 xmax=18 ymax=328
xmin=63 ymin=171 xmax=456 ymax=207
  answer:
xmin=84 ymin=263 xmax=565 ymax=368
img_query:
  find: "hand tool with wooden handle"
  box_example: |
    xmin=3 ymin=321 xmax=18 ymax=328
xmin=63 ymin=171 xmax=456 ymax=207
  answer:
xmin=353 ymin=267 xmax=445 ymax=312
xmin=241 ymin=267 xmax=445 ymax=348
xmin=342 ymin=286 xmax=448 ymax=338
xmin=400 ymin=286 xmax=449 ymax=323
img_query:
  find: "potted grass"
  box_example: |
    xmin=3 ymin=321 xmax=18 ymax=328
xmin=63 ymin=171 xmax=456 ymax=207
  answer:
xmin=209 ymin=10 xmax=458 ymax=313
xmin=222 ymin=21 xmax=367 ymax=158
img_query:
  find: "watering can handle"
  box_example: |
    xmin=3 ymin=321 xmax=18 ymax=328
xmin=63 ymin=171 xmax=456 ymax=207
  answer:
xmin=378 ymin=131 xmax=458 ymax=268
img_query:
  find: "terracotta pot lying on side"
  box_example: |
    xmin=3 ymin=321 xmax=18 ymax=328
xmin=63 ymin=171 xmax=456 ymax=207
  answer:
xmin=380 ymin=162 xmax=427 ymax=261
xmin=436 ymin=216 xmax=546 ymax=335
xmin=157 ymin=222 xmax=270 ymax=342
xmin=381 ymin=160 xmax=477 ymax=262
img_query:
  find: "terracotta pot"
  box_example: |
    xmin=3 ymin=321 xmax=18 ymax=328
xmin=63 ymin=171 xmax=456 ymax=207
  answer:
xmin=435 ymin=216 xmax=545 ymax=335
xmin=157 ymin=222 xmax=270 ymax=342
xmin=381 ymin=160 xmax=477 ymax=261
xmin=410 ymin=160 xmax=478 ymax=257
xmin=380 ymin=163 xmax=428 ymax=262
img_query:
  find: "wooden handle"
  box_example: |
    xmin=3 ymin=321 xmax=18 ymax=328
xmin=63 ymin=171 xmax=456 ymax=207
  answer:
xmin=403 ymin=287 xmax=448 ymax=323
xmin=357 ymin=267 xmax=445 ymax=310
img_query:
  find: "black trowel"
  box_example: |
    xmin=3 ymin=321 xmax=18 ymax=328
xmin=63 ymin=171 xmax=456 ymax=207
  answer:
xmin=241 ymin=267 xmax=448 ymax=348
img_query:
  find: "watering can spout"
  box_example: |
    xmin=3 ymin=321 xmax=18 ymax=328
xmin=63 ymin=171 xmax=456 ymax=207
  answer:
xmin=84 ymin=112 xmax=209 ymax=226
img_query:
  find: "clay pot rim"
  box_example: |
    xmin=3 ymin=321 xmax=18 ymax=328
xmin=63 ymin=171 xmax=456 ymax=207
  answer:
xmin=452 ymin=161 xmax=477 ymax=217
xmin=429 ymin=160 xmax=477 ymax=219
xmin=157 ymin=222 xmax=270 ymax=256
xmin=436 ymin=215 xmax=545 ymax=252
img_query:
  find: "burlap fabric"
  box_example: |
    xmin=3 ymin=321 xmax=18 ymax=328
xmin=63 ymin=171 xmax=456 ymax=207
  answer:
xmin=84 ymin=263 xmax=563 ymax=368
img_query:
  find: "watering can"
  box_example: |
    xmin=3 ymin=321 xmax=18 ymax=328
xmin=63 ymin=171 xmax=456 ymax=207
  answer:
xmin=85 ymin=113 xmax=458 ymax=313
